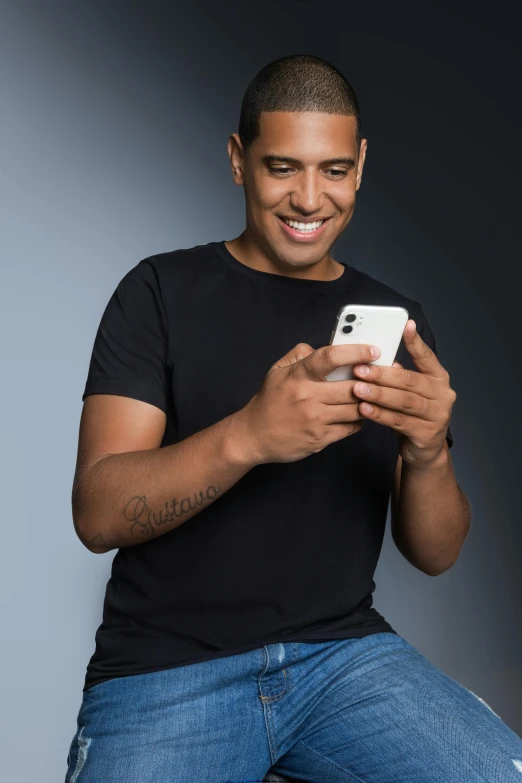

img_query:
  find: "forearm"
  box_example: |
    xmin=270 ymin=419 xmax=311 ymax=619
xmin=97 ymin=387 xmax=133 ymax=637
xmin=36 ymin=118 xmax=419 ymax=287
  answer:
xmin=392 ymin=444 xmax=471 ymax=576
xmin=73 ymin=410 xmax=257 ymax=553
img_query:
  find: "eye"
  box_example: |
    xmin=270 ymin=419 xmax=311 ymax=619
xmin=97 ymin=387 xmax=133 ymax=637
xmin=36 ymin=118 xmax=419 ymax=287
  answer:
xmin=268 ymin=167 xmax=348 ymax=178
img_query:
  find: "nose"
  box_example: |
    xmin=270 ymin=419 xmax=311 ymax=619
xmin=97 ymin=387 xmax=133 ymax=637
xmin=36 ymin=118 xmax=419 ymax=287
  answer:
xmin=289 ymin=168 xmax=324 ymax=214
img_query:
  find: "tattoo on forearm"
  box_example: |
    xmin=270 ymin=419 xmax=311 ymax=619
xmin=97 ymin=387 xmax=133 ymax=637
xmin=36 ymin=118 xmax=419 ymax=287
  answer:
xmin=123 ymin=485 xmax=221 ymax=540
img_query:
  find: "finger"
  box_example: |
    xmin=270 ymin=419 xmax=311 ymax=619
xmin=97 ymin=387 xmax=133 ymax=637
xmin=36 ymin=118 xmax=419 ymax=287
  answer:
xmin=298 ymin=343 xmax=380 ymax=381
xmin=402 ymin=320 xmax=445 ymax=377
xmin=352 ymin=382 xmax=436 ymax=420
xmin=322 ymin=401 xmax=364 ymax=424
xmin=357 ymin=401 xmax=422 ymax=438
xmin=315 ymin=379 xmax=359 ymax=404
xmin=270 ymin=342 xmax=315 ymax=372
xmin=322 ymin=420 xmax=366 ymax=447
xmin=392 ymin=361 xmax=404 ymax=369
xmin=352 ymin=363 xmax=437 ymax=399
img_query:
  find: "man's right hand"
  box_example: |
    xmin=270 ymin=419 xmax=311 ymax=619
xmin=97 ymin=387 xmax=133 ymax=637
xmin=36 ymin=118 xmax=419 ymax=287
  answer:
xmin=236 ymin=341 xmax=382 ymax=465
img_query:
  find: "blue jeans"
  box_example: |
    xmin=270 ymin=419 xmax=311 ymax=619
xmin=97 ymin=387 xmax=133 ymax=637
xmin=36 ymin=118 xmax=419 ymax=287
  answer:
xmin=65 ymin=632 xmax=522 ymax=782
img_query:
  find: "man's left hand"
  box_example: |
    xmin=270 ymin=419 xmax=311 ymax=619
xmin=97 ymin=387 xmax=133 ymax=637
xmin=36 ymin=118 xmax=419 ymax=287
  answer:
xmin=351 ymin=319 xmax=456 ymax=468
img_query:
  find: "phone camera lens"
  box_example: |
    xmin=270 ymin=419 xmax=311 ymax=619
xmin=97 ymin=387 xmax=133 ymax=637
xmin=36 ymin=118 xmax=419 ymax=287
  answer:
xmin=342 ymin=325 xmax=353 ymax=334
xmin=345 ymin=313 xmax=356 ymax=323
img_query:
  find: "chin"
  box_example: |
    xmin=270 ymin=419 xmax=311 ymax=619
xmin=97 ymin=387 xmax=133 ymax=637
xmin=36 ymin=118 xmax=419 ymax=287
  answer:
xmin=276 ymin=250 xmax=325 ymax=267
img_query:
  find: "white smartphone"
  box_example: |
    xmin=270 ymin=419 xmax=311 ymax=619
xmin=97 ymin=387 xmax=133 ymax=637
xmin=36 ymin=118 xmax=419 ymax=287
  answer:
xmin=325 ymin=304 xmax=409 ymax=382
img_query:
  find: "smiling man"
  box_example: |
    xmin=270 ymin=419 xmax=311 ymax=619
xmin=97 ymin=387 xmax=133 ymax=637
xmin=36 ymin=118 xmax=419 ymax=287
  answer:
xmin=65 ymin=55 xmax=522 ymax=783
xmin=227 ymin=112 xmax=362 ymax=280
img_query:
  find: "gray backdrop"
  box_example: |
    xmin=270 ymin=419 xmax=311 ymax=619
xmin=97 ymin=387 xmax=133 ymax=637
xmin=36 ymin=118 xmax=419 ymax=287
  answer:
xmin=1 ymin=1 xmax=521 ymax=780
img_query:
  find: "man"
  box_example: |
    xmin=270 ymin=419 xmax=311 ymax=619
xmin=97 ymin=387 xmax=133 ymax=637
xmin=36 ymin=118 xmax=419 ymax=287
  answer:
xmin=65 ymin=55 xmax=522 ymax=782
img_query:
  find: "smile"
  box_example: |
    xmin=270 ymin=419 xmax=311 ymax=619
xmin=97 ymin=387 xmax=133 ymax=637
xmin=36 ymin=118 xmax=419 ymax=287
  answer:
xmin=277 ymin=216 xmax=331 ymax=241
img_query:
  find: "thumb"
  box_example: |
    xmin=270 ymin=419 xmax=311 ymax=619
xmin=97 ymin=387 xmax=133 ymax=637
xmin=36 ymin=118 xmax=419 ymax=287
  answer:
xmin=392 ymin=361 xmax=404 ymax=369
xmin=270 ymin=342 xmax=315 ymax=372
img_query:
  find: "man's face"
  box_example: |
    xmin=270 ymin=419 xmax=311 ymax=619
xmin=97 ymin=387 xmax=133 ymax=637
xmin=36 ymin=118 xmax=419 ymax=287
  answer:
xmin=229 ymin=111 xmax=367 ymax=270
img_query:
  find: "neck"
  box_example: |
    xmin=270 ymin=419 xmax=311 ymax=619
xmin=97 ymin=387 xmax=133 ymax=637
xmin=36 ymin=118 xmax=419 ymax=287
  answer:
xmin=225 ymin=231 xmax=344 ymax=282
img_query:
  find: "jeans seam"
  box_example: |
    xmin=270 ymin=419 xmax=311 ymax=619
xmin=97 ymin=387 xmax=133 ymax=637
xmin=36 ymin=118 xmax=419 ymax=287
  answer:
xmin=259 ymin=666 xmax=291 ymax=703
xmin=258 ymin=646 xmax=291 ymax=704
xmin=263 ymin=701 xmax=279 ymax=765
xmin=298 ymin=740 xmax=369 ymax=783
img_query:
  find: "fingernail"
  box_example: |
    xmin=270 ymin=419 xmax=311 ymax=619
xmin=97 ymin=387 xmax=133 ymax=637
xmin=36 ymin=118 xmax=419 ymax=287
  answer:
xmin=355 ymin=383 xmax=370 ymax=394
xmin=370 ymin=346 xmax=381 ymax=358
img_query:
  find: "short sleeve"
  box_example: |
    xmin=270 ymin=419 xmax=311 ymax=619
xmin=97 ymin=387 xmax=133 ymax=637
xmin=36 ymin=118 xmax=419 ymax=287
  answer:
xmin=82 ymin=259 xmax=170 ymax=414
xmin=415 ymin=308 xmax=454 ymax=450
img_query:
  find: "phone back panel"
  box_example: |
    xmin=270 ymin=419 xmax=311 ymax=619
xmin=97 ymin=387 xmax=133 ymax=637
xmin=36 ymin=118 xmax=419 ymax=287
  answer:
xmin=326 ymin=304 xmax=409 ymax=381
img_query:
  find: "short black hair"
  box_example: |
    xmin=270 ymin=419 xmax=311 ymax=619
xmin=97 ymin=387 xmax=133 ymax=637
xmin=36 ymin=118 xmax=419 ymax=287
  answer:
xmin=238 ymin=54 xmax=361 ymax=155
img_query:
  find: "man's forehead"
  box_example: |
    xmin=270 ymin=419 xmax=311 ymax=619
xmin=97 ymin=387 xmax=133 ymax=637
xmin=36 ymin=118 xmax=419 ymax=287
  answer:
xmin=254 ymin=111 xmax=358 ymax=155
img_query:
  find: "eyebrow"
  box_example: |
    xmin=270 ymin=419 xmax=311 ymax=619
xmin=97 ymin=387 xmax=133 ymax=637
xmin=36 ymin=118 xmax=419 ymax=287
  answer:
xmin=261 ymin=154 xmax=356 ymax=167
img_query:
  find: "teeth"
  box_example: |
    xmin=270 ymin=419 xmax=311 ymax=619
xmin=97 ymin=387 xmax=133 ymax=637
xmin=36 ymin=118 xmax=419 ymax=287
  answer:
xmin=283 ymin=218 xmax=325 ymax=231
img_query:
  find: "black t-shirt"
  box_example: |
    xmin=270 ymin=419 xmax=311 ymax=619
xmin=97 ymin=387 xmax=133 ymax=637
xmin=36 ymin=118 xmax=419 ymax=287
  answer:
xmin=81 ymin=240 xmax=454 ymax=692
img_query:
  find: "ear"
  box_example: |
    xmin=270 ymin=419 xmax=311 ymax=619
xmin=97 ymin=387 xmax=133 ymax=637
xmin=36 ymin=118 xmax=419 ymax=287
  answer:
xmin=356 ymin=138 xmax=368 ymax=190
xmin=228 ymin=133 xmax=245 ymax=186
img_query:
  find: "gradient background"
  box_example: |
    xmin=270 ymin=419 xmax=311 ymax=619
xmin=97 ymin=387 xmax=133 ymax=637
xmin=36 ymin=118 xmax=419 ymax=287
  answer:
xmin=1 ymin=1 xmax=521 ymax=780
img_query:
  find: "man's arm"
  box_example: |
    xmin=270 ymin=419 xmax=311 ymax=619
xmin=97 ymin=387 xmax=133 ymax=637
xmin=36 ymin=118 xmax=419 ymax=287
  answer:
xmin=72 ymin=394 xmax=257 ymax=554
xmin=390 ymin=445 xmax=471 ymax=576
xmin=73 ymin=340 xmax=381 ymax=554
